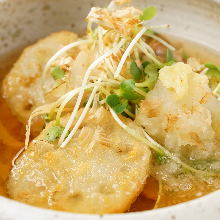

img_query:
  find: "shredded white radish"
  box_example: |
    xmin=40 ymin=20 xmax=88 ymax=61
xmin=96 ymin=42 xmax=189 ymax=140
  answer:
xmin=147 ymin=24 xmax=170 ymax=29
xmin=25 ymin=114 xmax=40 ymax=148
xmin=98 ymin=27 xmax=105 ymax=54
xmin=124 ymin=109 xmax=135 ymax=119
xmin=105 ymin=58 xmax=115 ymax=75
xmin=24 ymin=104 xmax=53 ymax=148
xmin=59 ymin=39 xmax=126 ymax=145
xmin=12 ymin=147 xmax=25 ymax=166
xmin=24 ymin=90 xmax=77 ymax=148
xmin=56 ymin=81 xmax=119 ymax=123
xmin=139 ymin=39 xmax=156 ymax=56
xmin=89 ymin=76 xmax=120 ymax=85
xmin=213 ymin=82 xmax=220 ymax=95
xmin=145 ymin=33 xmax=176 ymax=51
xmin=133 ymin=87 xmax=147 ymax=97
xmin=137 ymin=42 xmax=162 ymax=66
xmin=60 ymin=83 xmax=101 ymax=148
xmin=200 ymin=68 xmax=208 ymax=75
xmin=114 ymin=27 xmax=147 ymax=78
xmin=24 ymin=81 xmax=119 ymax=149
xmin=42 ymin=39 xmax=92 ymax=79
xmin=134 ymin=47 xmax=141 ymax=63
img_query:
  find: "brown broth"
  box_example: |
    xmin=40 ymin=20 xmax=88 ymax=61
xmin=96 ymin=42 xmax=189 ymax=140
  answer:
xmin=0 ymin=97 xmax=25 ymax=196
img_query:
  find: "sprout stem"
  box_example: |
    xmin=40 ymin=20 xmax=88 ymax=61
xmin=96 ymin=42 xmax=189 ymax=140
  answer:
xmin=60 ymin=81 xmax=101 ymax=148
xmin=59 ymin=39 xmax=126 ymax=145
xmin=145 ymin=33 xmax=176 ymax=51
xmin=110 ymin=108 xmax=213 ymax=175
xmin=114 ymin=27 xmax=147 ymax=78
xmin=136 ymin=42 xmax=162 ymax=66
xmin=213 ymin=82 xmax=220 ymax=95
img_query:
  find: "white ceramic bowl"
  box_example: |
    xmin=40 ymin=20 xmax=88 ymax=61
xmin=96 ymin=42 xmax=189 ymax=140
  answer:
xmin=0 ymin=0 xmax=220 ymax=219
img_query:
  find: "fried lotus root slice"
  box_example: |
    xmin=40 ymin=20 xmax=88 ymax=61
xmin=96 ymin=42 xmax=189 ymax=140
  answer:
xmin=8 ymin=107 xmax=151 ymax=214
xmin=2 ymin=31 xmax=79 ymax=131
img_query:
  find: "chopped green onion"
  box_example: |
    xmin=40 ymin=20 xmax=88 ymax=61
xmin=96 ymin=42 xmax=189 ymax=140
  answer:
xmin=106 ymin=94 xmax=128 ymax=114
xmin=130 ymin=61 xmax=142 ymax=81
xmin=155 ymin=150 xmax=169 ymax=165
xmin=51 ymin=66 xmax=65 ymax=80
xmin=204 ymin=63 xmax=220 ymax=91
xmin=45 ymin=125 xmax=65 ymax=142
xmin=140 ymin=6 xmax=157 ymax=21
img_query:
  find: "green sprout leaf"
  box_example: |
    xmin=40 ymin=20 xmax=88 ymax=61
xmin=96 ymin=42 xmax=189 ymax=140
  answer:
xmin=206 ymin=69 xmax=220 ymax=80
xmin=143 ymin=63 xmax=159 ymax=90
xmin=166 ymin=49 xmax=174 ymax=62
xmin=45 ymin=125 xmax=64 ymax=142
xmin=106 ymin=94 xmax=120 ymax=107
xmin=51 ymin=66 xmax=65 ymax=80
xmin=120 ymin=79 xmax=142 ymax=100
xmin=130 ymin=61 xmax=142 ymax=81
xmin=106 ymin=94 xmax=128 ymax=114
xmin=144 ymin=63 xmax=159 ymax=76
xmin=121 ymin=79 xmax=136 ymax=91
xmin=113 ymin=103 xmax=128 ymax=114
xmin=204 ymin=63 xmax=220 ymax=71
xmin=204 ymin=63 xmax=220 ymax=78
xmin=142 ymin=61 xmax=151 ymax=69
xmin=140 ymin=6 xmax=157 ymax=21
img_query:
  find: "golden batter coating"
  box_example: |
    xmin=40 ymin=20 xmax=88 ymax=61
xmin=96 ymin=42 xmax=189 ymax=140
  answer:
xmin=8 ymin=107 xmax=151 ymax=214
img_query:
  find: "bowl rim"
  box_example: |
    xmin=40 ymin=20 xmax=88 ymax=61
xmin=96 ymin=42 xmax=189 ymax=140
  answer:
xmin=1 ymin=190 xmax=220 ymax=219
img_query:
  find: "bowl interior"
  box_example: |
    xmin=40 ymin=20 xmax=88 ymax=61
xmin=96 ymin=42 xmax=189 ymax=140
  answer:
xmin=0 ymin=0 xmax=220 ymax=219
xmin=1 ymin=0 xmax=220 ymax=56
xmin=1 ymin=0 xmax=220 ymax=77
